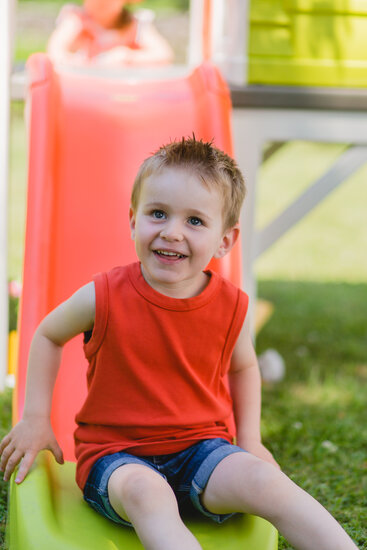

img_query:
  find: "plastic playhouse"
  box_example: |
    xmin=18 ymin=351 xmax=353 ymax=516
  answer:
xmin=7 ymin=52 xmax=278 ymax=549
xmin=248 ymin=0 xmax=367 ymax=87
xmin=191 ymin=0 xmax=367 ymax=87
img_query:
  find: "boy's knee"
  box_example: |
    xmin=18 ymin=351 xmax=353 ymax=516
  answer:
xmin=220 ymin=453 xmax=283 ymax=506
xmin=123 ymin=470 xmax=165 ymax=504
xmin=247 ymin=455 xmax=283 ymax=489
xmin=109 ymin=466 xmax=175 ymax=515
xmin=242 ymin=455 xmax=291 ymax=516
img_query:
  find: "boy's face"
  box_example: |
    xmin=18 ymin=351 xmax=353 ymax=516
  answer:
xmin=129 ymin=167 xmax=238 ymax=298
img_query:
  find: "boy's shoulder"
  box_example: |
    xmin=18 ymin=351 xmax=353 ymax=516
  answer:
xmin=204 ymin=270 xmax=249 ymax=322
xmin=92 ymin=263 xmax=137 ymax=288
xmin=209 ymin=269 xmax=248 ymax=299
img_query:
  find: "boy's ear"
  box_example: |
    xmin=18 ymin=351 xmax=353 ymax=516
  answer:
xmin=214 ymin=225 xmax=240 ymax=259
xmin=129 ymin=207 xmax=136 ymax=240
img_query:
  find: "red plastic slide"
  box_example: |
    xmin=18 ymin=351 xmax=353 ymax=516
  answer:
xmin=9 ymin=54 xmax=277 ymax=550
xmin=15 ymin=54 xmax=242 ymax=460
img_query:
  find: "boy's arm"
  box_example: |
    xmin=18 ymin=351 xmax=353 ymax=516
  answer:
xmin=0 ymin=282 xmax=95 ymax=483
xmin=229 ymin=315 xmax=279 ymax=468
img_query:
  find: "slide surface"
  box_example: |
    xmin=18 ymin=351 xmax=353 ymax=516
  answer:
xmin=9 ymin=54 xmax=277 ymax=549
xmin=9 ymin=452 xmax=277 ymax=550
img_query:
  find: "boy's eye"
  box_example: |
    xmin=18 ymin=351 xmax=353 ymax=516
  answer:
xmin=188 ymin=216 xmax=202 ymax=226
xmin=152 ymin=210 xmax=166 ymax=219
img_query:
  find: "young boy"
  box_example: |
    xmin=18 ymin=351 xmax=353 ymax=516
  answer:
xmin=0 ymin=138 xmax=359 ymax=550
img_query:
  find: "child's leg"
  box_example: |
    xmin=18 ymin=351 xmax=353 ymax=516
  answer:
xmin=108 ymin=464 xmax=202 ymax=550
xmin=202 ymin=452 xmax=359 ymax=550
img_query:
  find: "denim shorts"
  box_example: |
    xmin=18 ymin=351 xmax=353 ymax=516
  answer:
xmin=83 ymin=438 xmax=246 ymax=526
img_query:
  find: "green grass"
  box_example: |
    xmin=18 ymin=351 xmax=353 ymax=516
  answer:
xmin=258 ymin=280 xmax=367 ymax=549
xmin=254 ymin=141 xmax=367 ymax=548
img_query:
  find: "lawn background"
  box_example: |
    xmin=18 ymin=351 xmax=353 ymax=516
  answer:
xmin=2 ymin=1 xmax=367 ymax=549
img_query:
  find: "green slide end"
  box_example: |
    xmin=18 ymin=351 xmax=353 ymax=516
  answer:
xmin=7 ymin=452 xmax=278 ymax=550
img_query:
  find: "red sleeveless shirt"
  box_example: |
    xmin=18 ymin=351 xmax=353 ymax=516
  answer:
xmin=74 ymin=262 xmax=248 ymax=489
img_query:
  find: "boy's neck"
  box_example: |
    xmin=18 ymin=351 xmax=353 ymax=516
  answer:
xmin=140 ymin=265 xmax=211 ymax=299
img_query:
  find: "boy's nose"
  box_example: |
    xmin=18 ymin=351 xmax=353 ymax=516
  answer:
xmin=159 ymin=220 xmax=184 ymax=241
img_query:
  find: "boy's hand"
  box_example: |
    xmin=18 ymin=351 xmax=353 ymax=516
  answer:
xmin=238 ymin=438 xmax=281 ymax=470
xmin=0 ymin=418 xmax=64 ymax=483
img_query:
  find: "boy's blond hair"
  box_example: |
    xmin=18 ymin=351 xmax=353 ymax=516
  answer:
xmin=131 ymin=136 xmax=246 ymax=231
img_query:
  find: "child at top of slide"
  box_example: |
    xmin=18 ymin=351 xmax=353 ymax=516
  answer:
xmin=47 ymin=0 xmax=174 ymax=66
xmin=0 ymin=137 xmax=359 ymax=550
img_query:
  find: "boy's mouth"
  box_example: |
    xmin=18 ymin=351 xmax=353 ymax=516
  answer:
xmin=154 ymin=249 xmax=187 ymax=261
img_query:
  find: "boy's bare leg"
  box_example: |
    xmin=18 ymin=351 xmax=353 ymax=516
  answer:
xmin=202 ymin=452 xmax=359 ymax=550
xmin=108 ymin=464 xmax=202 ymax=550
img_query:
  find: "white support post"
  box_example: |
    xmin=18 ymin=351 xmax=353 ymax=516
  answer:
xmin=188 ymin=0 xmax=249 ymax=83
xmin=232 ymin=110 xmax=263 ymax=334
xmin=188 ymin=0 xmax=206 ymax=67
xmin=0 ymin=0 xmax=14 ymax=391
xmin=211 ymin=0 xmax=249 ymax=85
